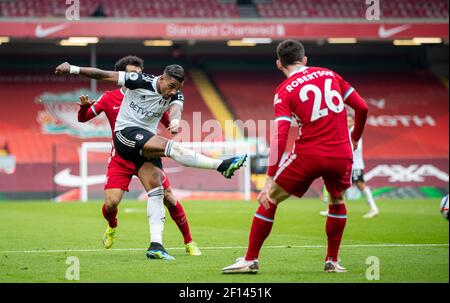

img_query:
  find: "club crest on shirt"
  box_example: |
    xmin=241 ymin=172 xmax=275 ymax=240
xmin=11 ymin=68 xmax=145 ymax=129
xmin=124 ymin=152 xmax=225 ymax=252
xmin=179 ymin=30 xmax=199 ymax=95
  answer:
xmin=135 ymin=133 xmax=144 ymax=141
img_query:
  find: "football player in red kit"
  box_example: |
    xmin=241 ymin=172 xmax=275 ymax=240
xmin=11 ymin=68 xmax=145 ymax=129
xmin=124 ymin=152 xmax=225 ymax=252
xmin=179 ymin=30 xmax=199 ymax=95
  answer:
xmin=223 ymin=40 xmax=368 ymax=273
xmin=77 ymin=55 xmax=201 ymax=257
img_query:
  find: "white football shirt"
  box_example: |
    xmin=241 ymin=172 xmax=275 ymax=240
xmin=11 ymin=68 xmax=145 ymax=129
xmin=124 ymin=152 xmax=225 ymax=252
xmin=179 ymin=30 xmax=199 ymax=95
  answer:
xmin=114 ymin=72 xmax=184 ymax=134
xmin=351 ymin=126 xmax=364 ymax=170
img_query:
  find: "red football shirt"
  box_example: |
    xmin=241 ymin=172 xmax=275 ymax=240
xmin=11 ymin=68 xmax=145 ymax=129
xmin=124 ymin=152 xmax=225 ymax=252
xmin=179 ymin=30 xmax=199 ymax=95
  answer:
xmin=267 ymin=66 xmax=368 ymax=177
xmin=78 ymin=88 xmax=125 ymax=130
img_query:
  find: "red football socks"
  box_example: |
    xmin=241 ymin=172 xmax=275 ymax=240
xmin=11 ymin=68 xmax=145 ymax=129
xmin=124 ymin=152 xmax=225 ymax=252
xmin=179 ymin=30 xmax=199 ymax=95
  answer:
xmin=245 ymin=202 xmax=278 ymax=261
xmin=168 ymin=201 xmax=193 ymax=245
xmin=325 ymin=203 xmax=347 ymax=262
xmin=102 ymin=203 xmax=118 ymax=228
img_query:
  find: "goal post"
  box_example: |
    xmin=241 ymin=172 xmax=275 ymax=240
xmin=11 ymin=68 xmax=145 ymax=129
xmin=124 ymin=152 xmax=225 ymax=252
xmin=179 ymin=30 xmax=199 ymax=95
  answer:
xmin=80 ymin=142 xmax=112 ymax=202
xmin=79 ymin=141 xmax=253 ymax=202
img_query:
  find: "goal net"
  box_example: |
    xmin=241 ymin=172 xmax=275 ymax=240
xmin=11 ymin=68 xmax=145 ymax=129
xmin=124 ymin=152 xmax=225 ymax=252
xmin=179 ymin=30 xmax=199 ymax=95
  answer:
xmin=79 ymin=141 xmax=253 ymax=202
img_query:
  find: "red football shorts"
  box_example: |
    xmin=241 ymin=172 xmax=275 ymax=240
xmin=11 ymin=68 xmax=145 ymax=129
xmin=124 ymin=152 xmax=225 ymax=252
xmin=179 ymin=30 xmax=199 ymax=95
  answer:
xmin=105 ymin=153 xmax=171 ymax=191
xmin=274 ymin=153 xmax=352 ymax=199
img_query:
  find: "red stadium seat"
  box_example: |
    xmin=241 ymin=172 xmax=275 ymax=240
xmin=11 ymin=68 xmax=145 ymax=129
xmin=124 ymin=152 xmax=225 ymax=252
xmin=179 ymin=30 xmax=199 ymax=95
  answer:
xmin=0 ymin=0 xmax=447 ymax=18
xmin=0 ymin=0 xmax=239 ymax=18
xmin=256 ymin=0 xmax=448 ymax=19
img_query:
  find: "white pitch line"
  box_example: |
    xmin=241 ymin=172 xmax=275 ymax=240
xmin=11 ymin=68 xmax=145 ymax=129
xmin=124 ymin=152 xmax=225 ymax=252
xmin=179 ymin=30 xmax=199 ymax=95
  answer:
xmin=0 ymin=243 xmax=447 ymax=254
xmin=123 ymin=208 xmax=145 ymax=213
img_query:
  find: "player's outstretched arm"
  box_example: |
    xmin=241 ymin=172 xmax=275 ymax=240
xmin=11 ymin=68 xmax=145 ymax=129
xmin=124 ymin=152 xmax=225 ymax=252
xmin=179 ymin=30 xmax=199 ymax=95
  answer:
xmin=262 ymin=119 xmax=290 ymax=207
xmin=55 ymin=62 xmax=119 ymax=83
xmin=77 ymin=95 xmax=96 ymax=122
xmin=338 ymin=73 xmax=368 ymax=148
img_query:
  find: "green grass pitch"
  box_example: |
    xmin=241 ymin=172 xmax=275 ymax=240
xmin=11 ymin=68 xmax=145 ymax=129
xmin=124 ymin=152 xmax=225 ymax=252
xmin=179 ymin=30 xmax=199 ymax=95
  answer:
xmin=0 ymin=198 xmax=448 ymax=283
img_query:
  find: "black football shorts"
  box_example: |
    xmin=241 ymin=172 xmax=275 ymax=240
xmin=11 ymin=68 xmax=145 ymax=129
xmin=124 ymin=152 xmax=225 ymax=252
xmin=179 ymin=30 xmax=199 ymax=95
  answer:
xmin=113 ymin=127 xmax=162 ymax=170
xmin=351 ymin=169 xmax=365 ymax=184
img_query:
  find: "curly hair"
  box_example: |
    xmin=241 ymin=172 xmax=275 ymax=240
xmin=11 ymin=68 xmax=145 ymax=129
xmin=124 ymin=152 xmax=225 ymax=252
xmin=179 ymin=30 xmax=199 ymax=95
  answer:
xmin=114 ymin=55 xmax=144 ymax=72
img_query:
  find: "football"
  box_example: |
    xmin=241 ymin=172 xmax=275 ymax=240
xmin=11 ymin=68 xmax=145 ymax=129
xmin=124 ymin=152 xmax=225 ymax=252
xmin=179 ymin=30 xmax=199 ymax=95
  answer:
xmin=440 ymin=195 xmax=449 ymax=220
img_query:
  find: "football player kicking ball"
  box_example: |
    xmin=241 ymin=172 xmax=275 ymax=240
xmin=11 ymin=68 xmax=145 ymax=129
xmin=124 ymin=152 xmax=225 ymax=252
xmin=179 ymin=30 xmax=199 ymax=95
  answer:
xmin=223 ymin=40 xmax=368 ymax=274
xmin=77 ymin=55 xmax=201 ymax=257
xmin=320 ymin=113 xmax=379 ymax=219
xmin=55 ymin=61 xmax=247 ymax=261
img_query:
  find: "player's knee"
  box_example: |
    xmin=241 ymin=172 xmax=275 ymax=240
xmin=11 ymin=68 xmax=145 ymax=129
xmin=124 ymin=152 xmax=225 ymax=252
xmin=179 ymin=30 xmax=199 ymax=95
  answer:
xmin=142 ymin=136 xmax=168 ymax=156
xmin=105 ymin=195 xmax=121 ymax=209
xmin=149 ymin=174 xmax=162 ymax=189
xmin=268 ymin=185 xmax=289 ymax=205
xmin=356 ymin=181 xmax=365 ymax=191
xmin=138 ymin=164 xmax=163 ymax=191
xmin=330 ymin=192 xmax=345 ymax=204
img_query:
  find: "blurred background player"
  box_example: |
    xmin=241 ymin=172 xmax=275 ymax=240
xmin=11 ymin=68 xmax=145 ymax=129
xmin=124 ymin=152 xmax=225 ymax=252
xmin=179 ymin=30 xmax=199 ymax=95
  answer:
xmin=77 ymin=55 xmax=201 ymax=258
xmin=320 ymin=113 xmax=379 ymax=219
xmin=223 ymin=39 xmax=368 ymax=274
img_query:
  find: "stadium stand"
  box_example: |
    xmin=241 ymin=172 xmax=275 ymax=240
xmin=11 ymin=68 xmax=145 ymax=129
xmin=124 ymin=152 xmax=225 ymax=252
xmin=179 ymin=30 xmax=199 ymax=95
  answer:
xmin=0 ymin=71 xmax=217 ymax=163
xmin=0 ymin=0 xmax=240 ymax=18
xmin=209 ymin=69 xmax=299 ymax=149
xmin=209 ymin=68 xmax=449 ymax=159
xmin=0 ymin=0 xmax=447 ymax=18
xmin=346 ymin=70 xmax=449 ymax=159
xmin=255 ymin=0 xmax=449 ymax=19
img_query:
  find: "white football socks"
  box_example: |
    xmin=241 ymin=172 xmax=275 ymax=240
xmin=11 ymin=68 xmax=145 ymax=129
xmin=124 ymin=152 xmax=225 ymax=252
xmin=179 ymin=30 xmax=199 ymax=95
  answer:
xmin=147 ymin=186 xmax=166 ymax=245
xmin=164 ymin=140 xmax=222 ymax=170
xmin=363 ymin=187 xmax=378 ymax=212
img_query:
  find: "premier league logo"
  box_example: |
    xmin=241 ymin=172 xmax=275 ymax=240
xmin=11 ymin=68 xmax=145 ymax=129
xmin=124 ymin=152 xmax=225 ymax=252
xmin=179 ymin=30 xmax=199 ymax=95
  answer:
xmin=135 ymin=133 xmax=144 ymax=141
xmin=129 ymin=72 xmax=139 ymax=81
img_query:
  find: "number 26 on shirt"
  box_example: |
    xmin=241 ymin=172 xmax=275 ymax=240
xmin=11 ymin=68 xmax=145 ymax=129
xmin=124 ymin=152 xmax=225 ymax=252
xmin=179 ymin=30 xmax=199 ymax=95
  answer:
xmin=299 ymin=78 xmax=344 ymax=122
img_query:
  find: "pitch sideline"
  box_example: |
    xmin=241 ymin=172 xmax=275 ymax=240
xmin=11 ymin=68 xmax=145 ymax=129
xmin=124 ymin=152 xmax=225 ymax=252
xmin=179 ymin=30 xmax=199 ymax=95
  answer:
xmin=0 ymin=243 xmax=448 ymax=254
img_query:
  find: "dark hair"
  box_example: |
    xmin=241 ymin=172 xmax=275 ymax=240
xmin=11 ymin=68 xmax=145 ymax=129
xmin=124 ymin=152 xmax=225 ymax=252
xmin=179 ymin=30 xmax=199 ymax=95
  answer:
xmin=114 ymin=55 xmax=144 ymax=72
xmin=276 ymin=40 xmax=305 ymax=67
xmin=164 ymin=64 xmax=185 ymax=83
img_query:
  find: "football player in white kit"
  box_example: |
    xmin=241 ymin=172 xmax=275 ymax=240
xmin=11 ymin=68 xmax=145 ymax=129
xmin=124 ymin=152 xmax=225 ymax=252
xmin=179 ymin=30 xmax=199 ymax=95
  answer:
xmin=55 ymin=61 xmax=247 ymax=259
xmin=321 ymin=114 xmax=379 ymax=219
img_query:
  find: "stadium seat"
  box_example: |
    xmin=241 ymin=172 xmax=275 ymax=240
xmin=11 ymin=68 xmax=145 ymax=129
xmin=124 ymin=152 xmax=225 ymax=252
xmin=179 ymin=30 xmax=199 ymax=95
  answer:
xmin=0 ymin=0 xmax=447 ymax=18
xmin=0 ymin=0 xmax=239 ymax=18
xmin=256 ymin=0 xmax=448 ymax=19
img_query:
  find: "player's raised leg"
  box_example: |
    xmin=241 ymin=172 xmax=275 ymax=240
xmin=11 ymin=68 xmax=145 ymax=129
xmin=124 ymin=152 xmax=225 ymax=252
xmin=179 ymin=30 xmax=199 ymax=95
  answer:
xmin=138 ymin=162 xmax=175 ymax=261
xmin=102 ymin=188 xmax=123 ymax=248
xmin=138 ymin=135 xmax=247 ymax=179
xmin=222 ymin=179 xmax=290 ymax=274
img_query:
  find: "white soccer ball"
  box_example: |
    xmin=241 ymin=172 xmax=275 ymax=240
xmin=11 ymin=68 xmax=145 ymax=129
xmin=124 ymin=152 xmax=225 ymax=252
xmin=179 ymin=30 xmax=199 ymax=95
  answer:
xmin=440 ymin=194 xmax=449 ymax=220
